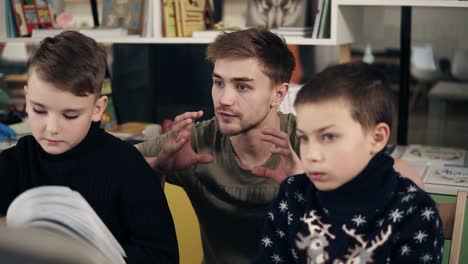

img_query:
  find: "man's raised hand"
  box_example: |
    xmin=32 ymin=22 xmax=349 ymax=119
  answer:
xmin=154 ymin=111 xmax=213 ymax=174
xmin=252 ymin=128 xmax=304 ymax=184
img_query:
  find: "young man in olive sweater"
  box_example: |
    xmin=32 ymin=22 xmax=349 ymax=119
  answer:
xmin=137 ymin=28 xmax=424 ymax=264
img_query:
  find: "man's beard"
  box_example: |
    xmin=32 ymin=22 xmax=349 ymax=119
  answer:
xmin=216 ymin=109 xmax=270 ymax=136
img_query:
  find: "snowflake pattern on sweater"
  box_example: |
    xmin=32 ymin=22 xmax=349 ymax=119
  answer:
xmin=253 ymin=152 xmax=444 ymax=264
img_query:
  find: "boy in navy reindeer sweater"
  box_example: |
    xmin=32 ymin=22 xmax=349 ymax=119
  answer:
xmin=253 ymin=63 xmax=443 ymax=263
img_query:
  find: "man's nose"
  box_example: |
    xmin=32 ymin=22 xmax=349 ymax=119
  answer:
xmin=219 ymin=88 xmax=235 ymax=106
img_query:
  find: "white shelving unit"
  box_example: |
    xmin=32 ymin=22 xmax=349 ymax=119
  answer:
xmin=1 ymin=0 xmax=468 ymax=46
xmin=337 ymin=0 xmax=468 ymax=7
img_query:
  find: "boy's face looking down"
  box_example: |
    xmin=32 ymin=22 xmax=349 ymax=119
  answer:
xmin=295 ymin=98 xmax=389 ymax=191
xmin=24 ymin=69 xmax=107 ymax=155
xmin=211 ymin=58 xmax=287 ymax=136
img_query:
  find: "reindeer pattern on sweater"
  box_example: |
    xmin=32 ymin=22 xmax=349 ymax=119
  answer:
xmin=253 ymin=153 xmax=444 ymax=264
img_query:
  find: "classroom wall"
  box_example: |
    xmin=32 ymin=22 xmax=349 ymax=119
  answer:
xmin=315 ymin=6 xmax=468 ymax=71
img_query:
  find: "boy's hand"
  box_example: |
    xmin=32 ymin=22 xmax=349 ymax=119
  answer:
xmin=0 ymin=123 xmax=16 ymax=142
xmin=154 ymin=111 xmax=213 ymax=174
xmin=252 ymin=128 xmax=304 ymax=184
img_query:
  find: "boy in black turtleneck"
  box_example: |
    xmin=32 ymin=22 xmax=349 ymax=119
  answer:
xmin=253 ymin=63 xmax=443 ymax=264
xmin=0 ymin=31 xmax=178 ymax=263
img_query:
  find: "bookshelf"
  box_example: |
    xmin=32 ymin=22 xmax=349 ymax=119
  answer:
xmin=1 ymin=0 xmax=468 ymax=139
xmin=1 ymin=1 xmax=467 ymax=138
xmin=2 ymin=0 xmax=468 ymax=44
xmin=1 ymin=1 xmax=467 ymax=142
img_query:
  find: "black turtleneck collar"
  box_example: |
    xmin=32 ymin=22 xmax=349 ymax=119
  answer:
xmin=315 ymin=151 xmax=396 ymax=214
xmin=39 ymin=121 xmax=103 ymax=161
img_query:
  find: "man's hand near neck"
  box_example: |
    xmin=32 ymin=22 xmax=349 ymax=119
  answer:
xmin=229 ymin=112 xmax=281 ymax=171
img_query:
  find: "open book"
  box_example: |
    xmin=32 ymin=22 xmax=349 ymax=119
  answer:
xmin=424 ymin=164 xmax=468 ymax=194
xmin=394 ymin=144 xmax=468 ymax=195
xmin=6 ymin=186 xmax=126 ymax=264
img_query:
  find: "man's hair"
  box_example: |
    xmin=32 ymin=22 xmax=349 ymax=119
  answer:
xmin=294 ymin=63 xmax=394 ymax=130
xmin=27 ymin=30 xmax=107 ymax=97
xmin=206 ymin=27 xmax=295 ymax=85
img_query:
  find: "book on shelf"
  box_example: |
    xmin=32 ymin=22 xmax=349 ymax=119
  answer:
xmin=10 ymin=0 xmax=30 ymax=37
xmin=9 ymin=0 xmax=53 ymax=36
xmin=6 ymin=186 xmax=126 ymax=264
xmin=311 ymin=0 xmax=324 ymax=38
xmin=175 ymin=0 xmax=208 ymax=37
xmin=34 ymin=0 xmax=53 ymax=27
xmin=173 ymin=0 xmax=184 ymax=36
xmin=140 ymin=0 xmax=162 ymax=37
xmin=101 ymin=0 xmax=145 ymax=35
xmin=317 ymin=0 xmax=331 ymax=38
xmin=245 ymin=0 xmax=310 ymax=29
xmin=161 ymin=0 xmax=177 ymax=37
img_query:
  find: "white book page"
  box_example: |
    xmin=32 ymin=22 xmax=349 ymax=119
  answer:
xmin=424 ymin=164 xmax=468 ymax=188
xmin=6 ymin=186 xmax=126 ymax=264
xmin=401 ymin=144 xmax=466 ymax=166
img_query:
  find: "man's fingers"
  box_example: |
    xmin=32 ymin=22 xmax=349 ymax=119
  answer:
xmin=260 ymin=134 xmax=290 ymax=149
xmin=165 ymin=137 xmax=186 ymax=154
xmin=251 ymin=166 xmax=272 ymax=178
xmin=270 ymin=146 xmax=291 ymax=156
xmin=175 ymin=122 xmax=193 ymax=142
xmin=260 ymin=128 xmax=288 ymax=140
xmin=196 ymin=153 xmax=214 ymax=164
xmin=260 ymin=128 xmax=290 ymax=149
xmin=171 ymin=118 xmax=193 ymax=135
xmin=252 ymin=166 xmax=286 ymax=184
xmin=173 ymin=111 xmax=204 ymax=123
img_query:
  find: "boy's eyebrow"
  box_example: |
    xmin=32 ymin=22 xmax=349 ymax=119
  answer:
xmin=29 ymin=100 xmax=46 ymax=108
xmin=212 ymin=72 xmax=254 ymax=82
xmin=296 ymin=125 xmax=336 ymax=134
xmin=29 ymin=100 xmax=83 ymax=112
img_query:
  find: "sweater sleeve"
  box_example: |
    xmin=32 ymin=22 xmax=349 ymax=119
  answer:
xmin=118 ymin=146 xmax=179 ymax=264
xmin=135 ymin=133 xmax=169 ymax=157
xmin=391 ymin=197 xmax=444 ymax=264
xmin=0 ymin=148 xmax=19 ymax=216
xmin=135 ymin=132 xmax=189 ymax=187
xmin=252 ymin=180 xmax=295 ymax=264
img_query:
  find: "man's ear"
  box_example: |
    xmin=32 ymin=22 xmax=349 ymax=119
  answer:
xmin=92 ymin=95 xmax=108 ymax=122
xmin=271 ymin=82 xmax=289 ymax=107
xmin=370 ymin=122 xmax=390 ymax=154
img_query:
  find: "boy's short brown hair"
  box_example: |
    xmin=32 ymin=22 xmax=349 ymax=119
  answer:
xmin=206 ymin=27 xmax=295 ymax=85
xmin=27 ymin=31 xmax=107 ymax=97
xmin=294 ymin=63 xmax=395 ymax=130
